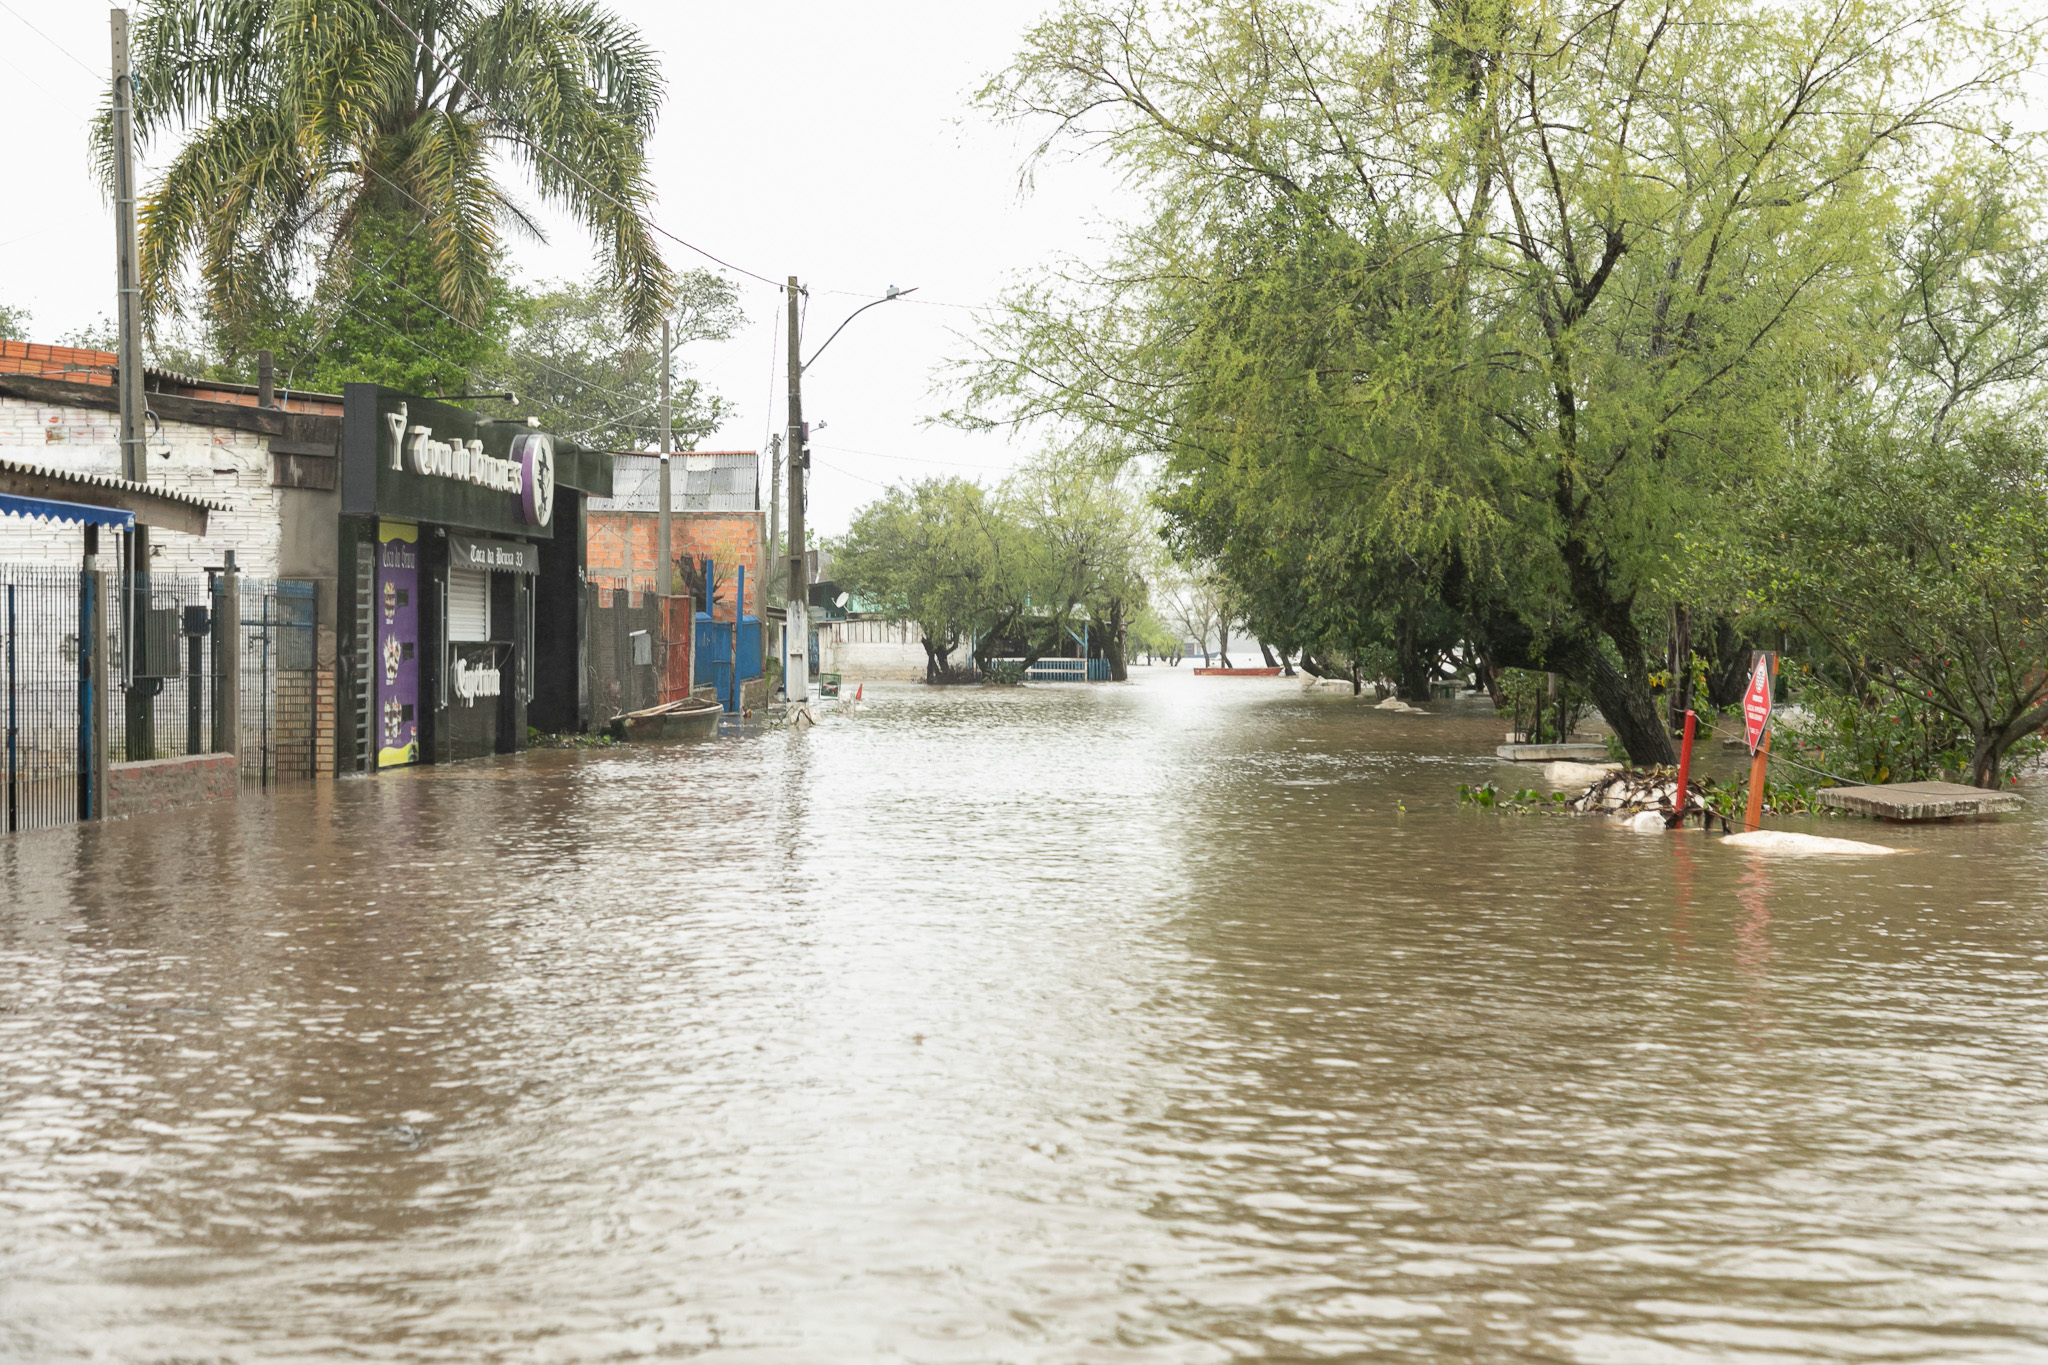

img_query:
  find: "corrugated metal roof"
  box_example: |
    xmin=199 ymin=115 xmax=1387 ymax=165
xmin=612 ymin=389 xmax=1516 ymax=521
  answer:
xmin=590 ymin=452 xmax=758 ymax=513
xmin=0 ymin=456 xmax=231 ymax=512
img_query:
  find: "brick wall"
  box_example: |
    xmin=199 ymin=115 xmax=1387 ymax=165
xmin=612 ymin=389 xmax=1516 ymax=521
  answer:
xmin=313 ymin=667 xmax=335 ymax=776
xmin=0 ymin=395 xmax=285 ymax=580
xmin=270 ymin=669 xmax=318 ymax=780
xmin=106 ymin=753 xmax=239 ymax=820
xmin=586 ymin=511 xmax=762 ymax=618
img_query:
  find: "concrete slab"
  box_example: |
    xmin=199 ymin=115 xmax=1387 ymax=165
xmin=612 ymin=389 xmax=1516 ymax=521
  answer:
xmin=1498 ymin=743 xmax=1610 ymax=762
xmin=1817 ymin=780 xmax=2020 ymax=821
xmin=1543 ymin=760 xmax=1622 ymax=789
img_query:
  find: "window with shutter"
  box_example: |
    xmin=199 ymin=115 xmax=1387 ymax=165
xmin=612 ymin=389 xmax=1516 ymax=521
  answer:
xmin=448 ymin=568 xmax=490 ymax=641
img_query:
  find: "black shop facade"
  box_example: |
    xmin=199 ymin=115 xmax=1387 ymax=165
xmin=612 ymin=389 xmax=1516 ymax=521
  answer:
xmin=336 ymin=383 xmax=611 ymax=771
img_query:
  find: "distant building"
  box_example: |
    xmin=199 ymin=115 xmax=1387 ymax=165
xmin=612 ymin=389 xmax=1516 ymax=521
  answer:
xmin=809 ymin=578 xmax=934 ymax=682
xmin=586 ymin=451 xmax=765 ymax=619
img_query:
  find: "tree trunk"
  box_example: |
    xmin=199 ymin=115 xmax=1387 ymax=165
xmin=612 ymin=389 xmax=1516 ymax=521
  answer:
xmin=1967 ymin=699 xmax=2048 ymax=787
xmin=1103 ymin=598 xmax=1129 ymax=682
xmin=1452 ymin=576 xmax=1675 ymax=764
xmin=1396 ymin=614 xmax=1432 ymax=703
xmin=1260 ymin=640 xmax=1280 ymax=671
xmin=1700 ymin=615 xmax=1752 ymax=709
xmin=1668 ymin=605 xmax=1692 ymax=730
xmin=1472 ymin=638 xmax=1506 ymax=708
xmin=1218 ymin=620 xmax=1232 ymax=669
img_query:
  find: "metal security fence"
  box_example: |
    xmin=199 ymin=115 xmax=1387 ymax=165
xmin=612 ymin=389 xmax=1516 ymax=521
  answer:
xmin=1 ymin=565 xmax=86 ymax=833
xmin=2 ymin=564 xmax=319 ymax=835
xmin=108 ymin=571 xmax=215 ymax=764
xmin=238 ymin=580 xmax=317 ymax=788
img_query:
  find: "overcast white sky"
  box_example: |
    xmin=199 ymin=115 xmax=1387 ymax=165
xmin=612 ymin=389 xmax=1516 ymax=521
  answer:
xmin=0 ymin=0 xmax=1129 ymax=536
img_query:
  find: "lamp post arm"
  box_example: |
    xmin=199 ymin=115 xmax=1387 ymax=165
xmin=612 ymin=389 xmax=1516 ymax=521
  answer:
xmin=802 ymin=288 xmax=918 ymax=373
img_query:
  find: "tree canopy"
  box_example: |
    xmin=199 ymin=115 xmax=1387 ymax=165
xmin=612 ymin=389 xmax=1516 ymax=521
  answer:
xmin=832 ymin=456 xmax=1162 ymax=682
xmin=958 ymin=0 xmax=2042 ymax=763
xmin=108 ymin=0 xmax=676 ymax=341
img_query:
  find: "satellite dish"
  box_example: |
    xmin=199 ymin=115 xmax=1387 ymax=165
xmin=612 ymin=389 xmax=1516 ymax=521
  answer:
xmin=834 ymin=592 xmax=850 ymax=609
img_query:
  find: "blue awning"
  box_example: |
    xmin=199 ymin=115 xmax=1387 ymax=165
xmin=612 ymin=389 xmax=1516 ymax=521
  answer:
xmin=0 ymin=493 xmax=136 ymax=530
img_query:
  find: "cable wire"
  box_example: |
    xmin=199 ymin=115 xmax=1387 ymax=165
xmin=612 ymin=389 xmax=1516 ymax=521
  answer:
xmin=0 ymin=0 xmax=99 ymax=78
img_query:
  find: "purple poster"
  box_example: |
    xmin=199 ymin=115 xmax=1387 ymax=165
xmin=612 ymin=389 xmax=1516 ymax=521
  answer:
xmin=376 ymin=521 xmax=420 ymax=768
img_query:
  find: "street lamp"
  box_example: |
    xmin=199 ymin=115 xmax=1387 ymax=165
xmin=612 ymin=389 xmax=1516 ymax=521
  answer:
xmin=779 ymin=282 xmax=916 ymax=705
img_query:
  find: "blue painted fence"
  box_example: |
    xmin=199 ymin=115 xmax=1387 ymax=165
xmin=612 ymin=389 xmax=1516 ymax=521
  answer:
xmin=694 ymin=615 xmax=763 ymax=711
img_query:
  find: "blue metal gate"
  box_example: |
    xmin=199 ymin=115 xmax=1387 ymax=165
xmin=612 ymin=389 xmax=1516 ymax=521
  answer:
xmin=693 ymin=615 xmax=762 ymax=712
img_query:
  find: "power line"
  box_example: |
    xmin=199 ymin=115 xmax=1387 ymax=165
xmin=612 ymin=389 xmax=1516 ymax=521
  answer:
xmin=814 ymin=458 xmax=891 ymax=488
xmin=812 ymin=441 xmax=1007 ymax=471
xmin=0 ymin=0 xmax=99 ymax=79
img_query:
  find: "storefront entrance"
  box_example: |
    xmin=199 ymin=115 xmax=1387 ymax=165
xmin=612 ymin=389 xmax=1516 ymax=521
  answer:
xmin=336 ymin=384 xmax=612 ymax=772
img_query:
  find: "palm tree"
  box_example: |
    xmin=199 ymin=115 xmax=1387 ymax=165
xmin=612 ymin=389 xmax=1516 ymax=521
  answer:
xmin=101 ymin=0 xmax=675 ymax=340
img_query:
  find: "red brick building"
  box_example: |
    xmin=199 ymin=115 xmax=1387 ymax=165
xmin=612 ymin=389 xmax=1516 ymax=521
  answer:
xmin=587 ymin=451 xmax=766 ymax=621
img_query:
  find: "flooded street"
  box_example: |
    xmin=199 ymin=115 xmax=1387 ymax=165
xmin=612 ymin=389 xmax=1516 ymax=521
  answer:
xmin=4 ymin=669 xmax=2047 ymax=1363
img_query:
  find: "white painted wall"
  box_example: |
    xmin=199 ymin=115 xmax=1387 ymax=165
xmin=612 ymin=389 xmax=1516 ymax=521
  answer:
xmin=816 ymin=618 xmax=930 ymax=682
xmin=0 ymin=396 xmax=283 ymax=580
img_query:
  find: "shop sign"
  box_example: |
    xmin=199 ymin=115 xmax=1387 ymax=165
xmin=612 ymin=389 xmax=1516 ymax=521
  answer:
xmin=450 ymin=535 xmax=539 ymax=575
xmin=382 ymin=403 xmax=554 ymax=526
xmin=451 ymin=651 xmax=503 ymax=705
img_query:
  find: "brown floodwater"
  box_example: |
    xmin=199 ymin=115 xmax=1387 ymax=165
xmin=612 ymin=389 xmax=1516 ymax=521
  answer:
xmin=3 ymin=670 xmax=2046 ymax=1363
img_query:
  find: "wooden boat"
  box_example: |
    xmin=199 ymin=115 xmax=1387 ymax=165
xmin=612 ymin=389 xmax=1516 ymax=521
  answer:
xmin=607 ymin=697 xmax=724 ymax=742
xmin=1192 ymin=666 xmax=1282 ymax=676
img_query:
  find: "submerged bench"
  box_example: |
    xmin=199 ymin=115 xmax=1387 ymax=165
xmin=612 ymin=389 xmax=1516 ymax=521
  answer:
xmin=1817 ymin=780 xmax=2020 ymax=822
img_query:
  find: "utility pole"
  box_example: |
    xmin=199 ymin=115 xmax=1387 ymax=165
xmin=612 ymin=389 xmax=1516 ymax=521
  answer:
xmin=783 ymin=277 xmax=809 ymax=704
xmin=765 ymin=432 xmax=782 ymax=695
xmin=112 ymin=7 xmax=154 ymax=758
xmin=658 ymin=316 xmax=672 ymax=599
xmin=110 ymin=9 xmax=144 ymax=486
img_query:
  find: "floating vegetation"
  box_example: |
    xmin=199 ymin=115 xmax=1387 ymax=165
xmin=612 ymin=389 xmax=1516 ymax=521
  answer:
xmin=1459 ymin=767 xmax=1848 ymax=827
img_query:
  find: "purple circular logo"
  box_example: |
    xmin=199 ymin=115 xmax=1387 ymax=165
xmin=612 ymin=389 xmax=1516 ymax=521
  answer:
xmin=514 ymin=434 xmax=556 ymax=526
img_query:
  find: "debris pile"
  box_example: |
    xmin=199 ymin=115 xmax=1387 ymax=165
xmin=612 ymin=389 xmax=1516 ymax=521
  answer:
xmin=1568 ymin=769 xmax=1730 ymax=829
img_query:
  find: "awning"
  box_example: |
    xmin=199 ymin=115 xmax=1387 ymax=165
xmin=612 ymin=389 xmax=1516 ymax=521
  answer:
xmin=450 ymin=534 xmax=538 ymax=574
xmin=0 ymin=457 xmax=217 ymax=535
xmin=0 ymin=492 xmax=136 ymax=530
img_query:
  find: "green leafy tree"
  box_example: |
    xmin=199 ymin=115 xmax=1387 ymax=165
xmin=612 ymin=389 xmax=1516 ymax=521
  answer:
xmin=1005 ymin=452 xmax=1160 ymax=678
xmin=502 ymin=269 xmax=743 ymax=451
xmin=109 ymin=0 xmax=675 ymax=341
xmin=833 ymin=477 xmax=1017 ymax=683
xmin=281 ymin=214 xmax=516 ymax=394
xmin=960 ymin=0 xmax=2039 ymax=763
xmin=1733 ymin=168 xmax=2048 ymax=788
xmin=1747 ymin=427 xmax=2048 ymax=787
xmin=834 ymin=457 xmax=1163 ymax=682
xmin=0 ymin=302 xmax=30 ymax=341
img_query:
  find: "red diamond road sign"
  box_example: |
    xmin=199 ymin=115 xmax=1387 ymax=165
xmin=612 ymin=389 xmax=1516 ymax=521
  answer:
xmin=1743 ymin=653 xmax=1775 ymax=754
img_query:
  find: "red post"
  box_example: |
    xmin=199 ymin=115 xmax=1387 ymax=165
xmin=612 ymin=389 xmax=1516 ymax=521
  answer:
xmin=1672 ymin=709 xmax=1697 ymax=826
